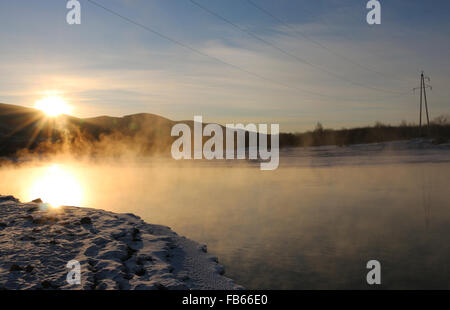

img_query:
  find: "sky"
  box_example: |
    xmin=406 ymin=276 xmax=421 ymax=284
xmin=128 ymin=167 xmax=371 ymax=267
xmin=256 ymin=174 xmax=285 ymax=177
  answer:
xmin=0 ymin=0 xmax=449 ymax=132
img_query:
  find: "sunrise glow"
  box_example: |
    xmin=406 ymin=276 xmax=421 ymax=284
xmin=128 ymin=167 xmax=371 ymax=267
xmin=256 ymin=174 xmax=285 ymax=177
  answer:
xmin=34 ymin=96 xmax=72 ymax=117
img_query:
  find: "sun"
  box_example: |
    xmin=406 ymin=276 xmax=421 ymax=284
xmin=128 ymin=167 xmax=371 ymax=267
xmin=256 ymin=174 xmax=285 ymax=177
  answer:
xmin=34 ymin=96 xmax=72 ymax=117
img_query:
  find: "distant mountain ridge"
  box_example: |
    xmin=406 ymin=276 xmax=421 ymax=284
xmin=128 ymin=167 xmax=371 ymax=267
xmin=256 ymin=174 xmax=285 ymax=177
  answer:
xmin=0 ymin=103 xmax=238 ymax=157
xmin=0 ymin=103 xmax=449 ymax=158
xmin=0 ymin=103 xmax=186 ymax=157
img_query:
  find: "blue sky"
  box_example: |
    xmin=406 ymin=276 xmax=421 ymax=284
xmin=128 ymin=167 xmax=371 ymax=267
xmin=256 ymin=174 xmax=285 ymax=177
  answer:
xmin=0 ymin=0 xmax=449 ymax=131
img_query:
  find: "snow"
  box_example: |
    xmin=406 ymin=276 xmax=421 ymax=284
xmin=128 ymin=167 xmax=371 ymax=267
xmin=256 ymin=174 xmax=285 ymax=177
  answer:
xmin=0 ymin=196 xmax=242 ymax=290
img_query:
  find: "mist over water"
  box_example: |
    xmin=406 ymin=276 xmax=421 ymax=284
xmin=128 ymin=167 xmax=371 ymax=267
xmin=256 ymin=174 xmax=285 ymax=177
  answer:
xmin=1 ymin=145 xmax=450 ymax=289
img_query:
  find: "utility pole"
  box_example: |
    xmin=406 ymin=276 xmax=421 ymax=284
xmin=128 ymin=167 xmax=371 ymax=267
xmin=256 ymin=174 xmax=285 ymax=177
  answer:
xmin=413 ymin=71 xmax=432 ymax=136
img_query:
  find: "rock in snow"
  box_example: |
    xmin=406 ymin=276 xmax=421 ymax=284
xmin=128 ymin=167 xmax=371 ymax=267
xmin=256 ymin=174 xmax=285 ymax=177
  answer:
xmin=0 ymin=195 xmax=242 ymax=290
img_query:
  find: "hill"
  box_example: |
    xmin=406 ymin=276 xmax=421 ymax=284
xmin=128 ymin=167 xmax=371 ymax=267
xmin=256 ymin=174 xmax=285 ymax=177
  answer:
xmin=0 ymin=103 xmax=449 ymax=158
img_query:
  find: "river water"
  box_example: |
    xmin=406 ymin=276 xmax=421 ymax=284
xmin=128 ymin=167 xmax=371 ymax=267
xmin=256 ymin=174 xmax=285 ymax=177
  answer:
xmin=1 ymin=141 xmax=450 ymax=289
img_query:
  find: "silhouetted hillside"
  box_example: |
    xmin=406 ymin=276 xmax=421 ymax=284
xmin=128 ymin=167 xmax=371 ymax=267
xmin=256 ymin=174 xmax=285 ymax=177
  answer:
xmin=0 ymin=103 xmax=105 ymax=156
xmin=280 ymin=120 xmax=450 ymax=148
xmin=0 ymin=103 xmax=449 ymax=158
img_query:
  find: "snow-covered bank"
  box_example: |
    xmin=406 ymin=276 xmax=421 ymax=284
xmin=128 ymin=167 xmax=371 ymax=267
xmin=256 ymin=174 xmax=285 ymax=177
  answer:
xmin=0 ymin=196 xmax=242 ymax=290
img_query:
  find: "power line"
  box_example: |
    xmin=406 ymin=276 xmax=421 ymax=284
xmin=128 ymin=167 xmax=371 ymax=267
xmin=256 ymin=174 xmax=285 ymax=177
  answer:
xmin=245 ymin=0 xmax=408 ymax=84
xmin=277 ymin=0 xmax=407 ymax=77
xmin=85 ymin=0 xmax=341 ymax=100
xmin=86 ymin=0 xmax=408 ymax=102
xmin=188 ymin=0 xmax=405 ymax=95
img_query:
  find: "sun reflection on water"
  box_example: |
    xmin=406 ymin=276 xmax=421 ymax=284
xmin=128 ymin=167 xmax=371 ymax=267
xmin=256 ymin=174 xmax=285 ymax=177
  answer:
xmin=27 ymin=164 xmax=83 ymax=208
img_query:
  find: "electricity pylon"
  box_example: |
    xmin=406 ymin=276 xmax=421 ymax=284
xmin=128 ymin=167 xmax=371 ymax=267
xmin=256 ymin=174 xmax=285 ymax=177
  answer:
xmin=413 ymin=71 xmax=432 ymax=136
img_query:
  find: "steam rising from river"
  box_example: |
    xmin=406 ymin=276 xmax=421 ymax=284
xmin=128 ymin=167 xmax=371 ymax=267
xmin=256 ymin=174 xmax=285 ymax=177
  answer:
xmin=1 ymin=142 xmax=450 ymax=289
